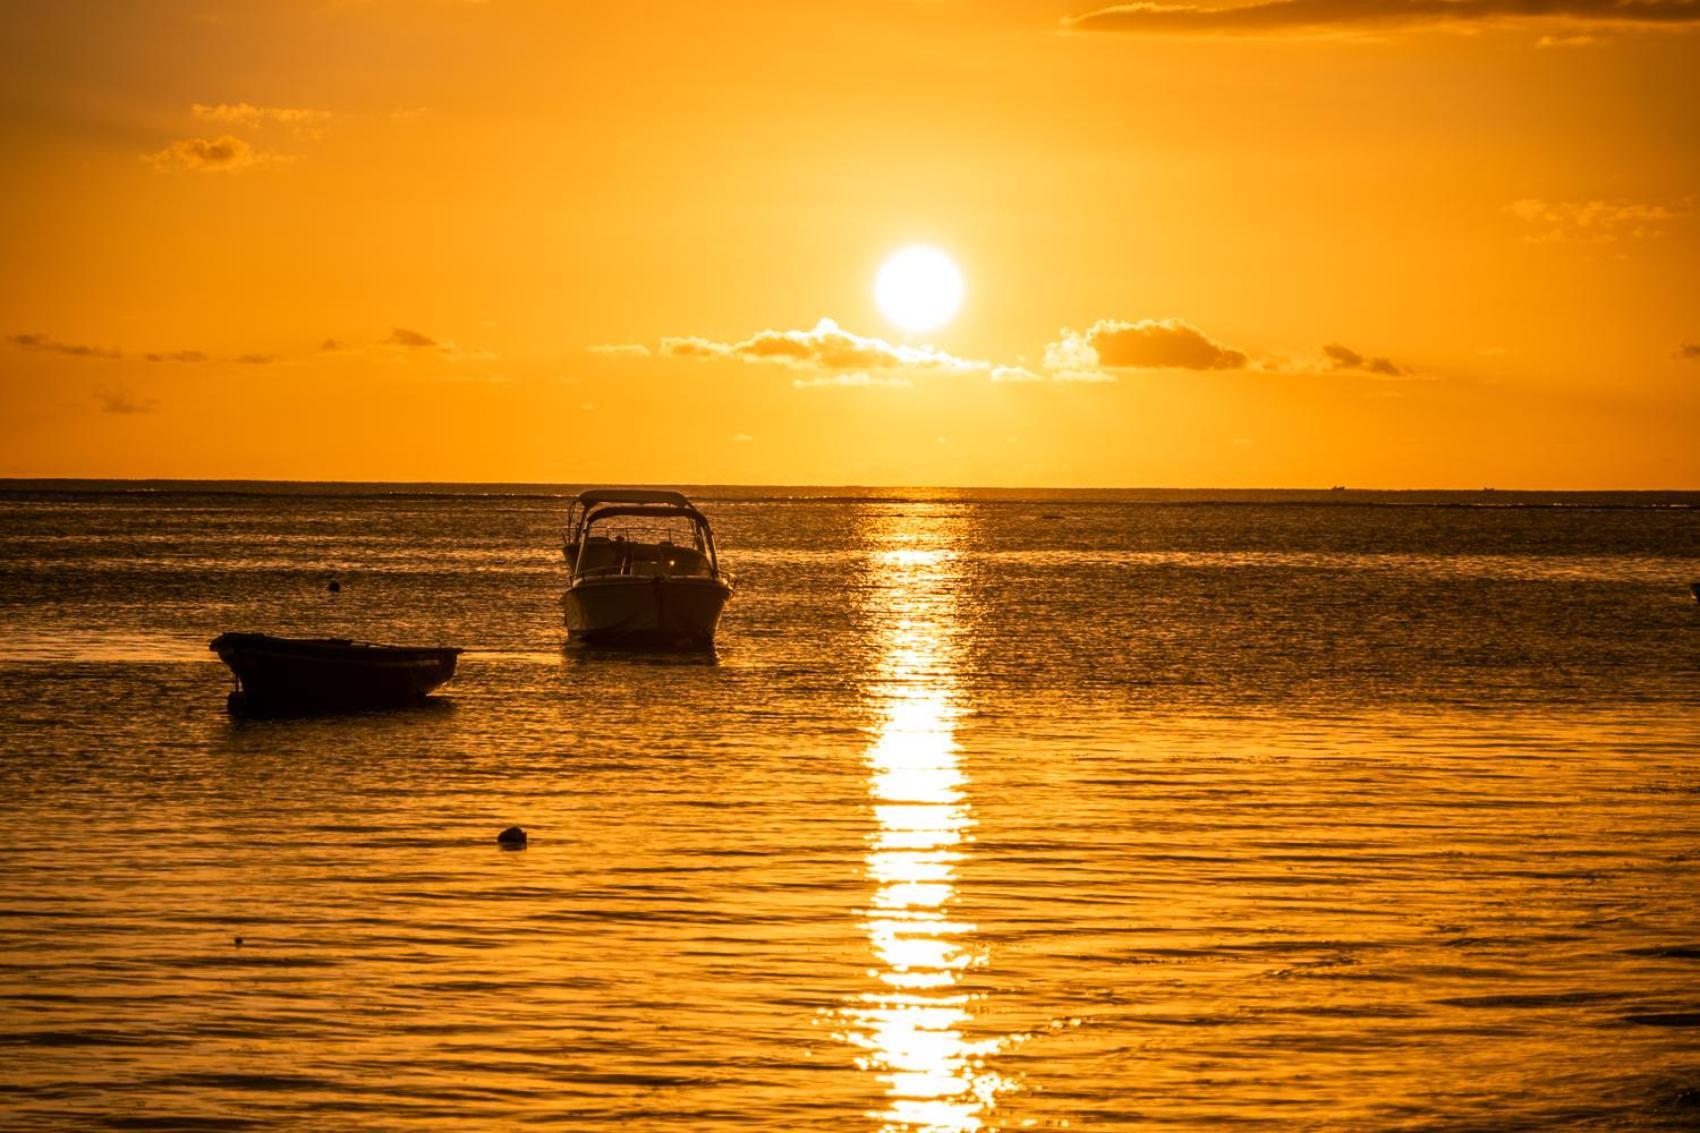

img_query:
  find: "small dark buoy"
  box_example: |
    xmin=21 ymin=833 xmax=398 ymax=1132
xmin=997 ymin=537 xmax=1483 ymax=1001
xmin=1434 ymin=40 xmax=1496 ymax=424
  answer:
xmin=496 ymin=825 xmax=527 ymax=849
xmin=1690 ymin=581 xmax=1699 ymax=604
xmin=234 ymin=936 xmax=243 ymax=947
xmin=327 ymin=579 xmax=341 ymax=594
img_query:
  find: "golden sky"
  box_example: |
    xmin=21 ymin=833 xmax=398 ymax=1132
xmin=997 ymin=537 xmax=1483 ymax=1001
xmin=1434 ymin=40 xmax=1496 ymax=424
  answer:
xmin=2 ymin=0 xmax=1697 ymax=487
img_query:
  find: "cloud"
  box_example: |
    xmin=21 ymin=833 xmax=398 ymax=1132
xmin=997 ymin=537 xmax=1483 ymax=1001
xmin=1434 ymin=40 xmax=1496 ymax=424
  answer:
xmin=1677 ymin=342 xmax=1700 ymax=360
xmin=320 ymin=338 xmax=345 ymax=351
xmin=385 ymin=327 xmax=439 ymax=348
xmin=377 ymin=326 xmax=496 ymax=362
xmin=143 ymin=135 xmax=289 ymax=174
xmin=16 ymin=331 xmax=310 ymax=366
xmin=587 ymin=343 xmax=652 ymax=358
xmin=1064 ymin=0 xmax=1700 ymax=37
xmin=1507 ymin=196 xmax=1690 ymax=243
xmin=192 ymin=103 xmax=331 ymax=138
xmin=9 ymin=332 xmax=122 ymax=360
xmin=1323 ymin=342 xmax=1406 ymax=376
xmin=990 ymin=365 xmax=1047 ymax=382
xmin=146 ymin=348 xmax=278 ymax=365
xmin=790 ymin=372 xmax=914 ymax=389
xmin=1045 ymin=318 xmax=1248 ymax=378
xmin=97 ymin=389 xmax=158 ymax=415
xmin=660 ymin=318 xmax=986 ymax=374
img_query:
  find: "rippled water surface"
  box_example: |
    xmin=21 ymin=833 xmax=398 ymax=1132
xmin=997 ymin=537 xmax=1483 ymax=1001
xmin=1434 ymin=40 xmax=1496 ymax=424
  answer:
xmin=2 ymin=485 xmax=1699 ymax=1130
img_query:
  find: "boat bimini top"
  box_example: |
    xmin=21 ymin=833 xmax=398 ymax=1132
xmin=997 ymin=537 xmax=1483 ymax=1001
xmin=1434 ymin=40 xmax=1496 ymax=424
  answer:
xmin=563 ymin=489 xmax=723 ymax=582
xmin=574 ymin=488 xmax=695 ymax=508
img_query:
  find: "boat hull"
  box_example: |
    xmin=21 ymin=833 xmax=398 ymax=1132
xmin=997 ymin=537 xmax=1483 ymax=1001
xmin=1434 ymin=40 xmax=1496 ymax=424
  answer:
xmin=210 ymin=633 xmax=461 ymax=715
xmin=561 ymin=576 xmax=730 ymax=649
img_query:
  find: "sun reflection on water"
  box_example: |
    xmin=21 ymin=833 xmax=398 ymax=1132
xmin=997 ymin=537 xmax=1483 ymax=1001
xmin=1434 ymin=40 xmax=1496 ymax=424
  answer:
xmin=839 ymin=518 xmax=1016 ymax=1133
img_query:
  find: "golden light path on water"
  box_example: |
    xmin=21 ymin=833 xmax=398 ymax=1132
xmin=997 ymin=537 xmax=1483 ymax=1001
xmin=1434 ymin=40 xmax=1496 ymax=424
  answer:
xmin=838 ymin=512 xmax=1017 ymax=1132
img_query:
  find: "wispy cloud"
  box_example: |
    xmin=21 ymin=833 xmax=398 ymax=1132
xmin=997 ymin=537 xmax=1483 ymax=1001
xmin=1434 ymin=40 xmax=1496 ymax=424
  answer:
xmin=192 ymin=103 xmax=331 ymax=139
xmin=143 ymin=135 xmax=290 ymax=174
xmin=1507 ymin=196 xmax=1691 ymax=243
xmin=1677 ymin=341 xmax=1700 ymax=361
xmin=9 ymin=332 xmax=121 ymax=360
xmin=791 ymin=372 xmax=915 ymax=389
xmin=1065 ymin=0 xmax=1700 ymax=37
xmin=587 ymin=343 xmax=652 ymax=358
xmin=13 ymin=327 xmax=475 ymax=368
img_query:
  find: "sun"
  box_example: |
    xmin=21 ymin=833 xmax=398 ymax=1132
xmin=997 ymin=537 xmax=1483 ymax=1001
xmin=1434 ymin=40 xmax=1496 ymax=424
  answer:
xmin=875 ymin=246 xmax=964 ymax=334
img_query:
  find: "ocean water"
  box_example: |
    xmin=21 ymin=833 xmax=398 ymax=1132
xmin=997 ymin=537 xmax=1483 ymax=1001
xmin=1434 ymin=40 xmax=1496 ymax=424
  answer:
xmin=1 ymin=484 xmax=1698 ymax=1130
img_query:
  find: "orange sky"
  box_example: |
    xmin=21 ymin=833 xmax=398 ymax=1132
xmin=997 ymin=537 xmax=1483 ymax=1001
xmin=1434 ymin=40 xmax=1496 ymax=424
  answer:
xmin=2 ymin=0 xmax=1697 ymax=487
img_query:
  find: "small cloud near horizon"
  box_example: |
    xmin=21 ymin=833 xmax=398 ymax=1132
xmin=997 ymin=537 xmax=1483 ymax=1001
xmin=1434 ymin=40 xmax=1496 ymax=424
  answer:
xmin=791 ymin=372 xmax=914 ymax=389
xmin=143 ymin=135 xmax=290 ymax=174
xmin=1677 ymin=341 xmax=1700 ymax=360
xmin=660 ymin=318 xmax=986 ymax=375
xmin=385 ymin=327 xmax=439 ymax=348
xmin=10 ymin=332 xmax=122 ymax=360
xmin=97 ymin=389 xmax=159 ymax=414
xmin=1323 ymin=342 xmax=1406 ymax=376
xmin=990 ymin=365 xmax=1046 ymax=383
xmin=1045 ymin=318 xmax=1249 ymax=379
xmin=588 ymin=343 xmax=652 ymax=358
xmin=1064 ymin=0 xmax=1700 ymax=38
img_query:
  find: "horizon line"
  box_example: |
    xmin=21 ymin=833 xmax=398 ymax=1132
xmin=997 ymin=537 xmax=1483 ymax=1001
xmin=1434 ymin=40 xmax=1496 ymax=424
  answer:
xmin=2 ymin=476 xmax=1698 ymax=495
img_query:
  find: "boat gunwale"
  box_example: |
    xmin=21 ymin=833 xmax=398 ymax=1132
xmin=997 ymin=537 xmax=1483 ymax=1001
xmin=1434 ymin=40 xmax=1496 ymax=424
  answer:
xmin=209 ymin=632 xmax=464 ymax=662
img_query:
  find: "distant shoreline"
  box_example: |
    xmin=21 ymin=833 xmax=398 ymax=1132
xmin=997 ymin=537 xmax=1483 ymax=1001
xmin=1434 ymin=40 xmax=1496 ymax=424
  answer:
xmin=1 ymin=479 xmax=1696 ymax=509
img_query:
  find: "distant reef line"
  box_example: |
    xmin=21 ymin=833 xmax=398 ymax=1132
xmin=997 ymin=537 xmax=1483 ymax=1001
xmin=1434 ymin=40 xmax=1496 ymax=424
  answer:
xmin=0 ymin=479 xmax=1696 ymax=509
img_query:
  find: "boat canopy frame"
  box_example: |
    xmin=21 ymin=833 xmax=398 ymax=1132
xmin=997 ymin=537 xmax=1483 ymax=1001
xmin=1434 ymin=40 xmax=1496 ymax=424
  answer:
xmin=564 ymin=495 xmax=723 ymax=581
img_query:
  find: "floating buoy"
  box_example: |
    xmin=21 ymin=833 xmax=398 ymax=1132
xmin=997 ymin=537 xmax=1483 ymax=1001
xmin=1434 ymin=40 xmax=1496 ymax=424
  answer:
xmin=328 ymin=579 xmax=341 ymax=594
xmin=496 ymin=826 xmax=527 ymax=849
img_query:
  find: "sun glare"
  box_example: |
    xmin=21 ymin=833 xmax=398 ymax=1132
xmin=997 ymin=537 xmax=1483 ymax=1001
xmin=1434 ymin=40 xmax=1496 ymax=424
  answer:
xmin=875 ymin=246 xmax=965 ymax=334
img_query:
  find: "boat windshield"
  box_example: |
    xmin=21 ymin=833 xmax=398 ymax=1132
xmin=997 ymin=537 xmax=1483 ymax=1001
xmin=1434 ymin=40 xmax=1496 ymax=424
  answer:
xmin=590 ymin=512 xmax=703 ymax=550
xmin=571 ymin=509 xmax=716 ymax=579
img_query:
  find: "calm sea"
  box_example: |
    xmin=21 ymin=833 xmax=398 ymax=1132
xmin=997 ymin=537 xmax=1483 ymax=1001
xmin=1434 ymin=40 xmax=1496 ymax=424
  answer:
xmin=2 ymin=484 xmax=1698 ymax=1130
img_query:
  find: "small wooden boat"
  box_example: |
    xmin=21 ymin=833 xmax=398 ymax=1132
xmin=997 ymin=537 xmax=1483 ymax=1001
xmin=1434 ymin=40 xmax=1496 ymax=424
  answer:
xmin=210 ymin=632 xmax=462 ymax=715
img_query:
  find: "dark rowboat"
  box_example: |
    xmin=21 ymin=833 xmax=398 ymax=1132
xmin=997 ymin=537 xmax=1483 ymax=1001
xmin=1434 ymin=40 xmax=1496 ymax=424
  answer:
xmin=210 ymin=632 xmax=462 ymax=715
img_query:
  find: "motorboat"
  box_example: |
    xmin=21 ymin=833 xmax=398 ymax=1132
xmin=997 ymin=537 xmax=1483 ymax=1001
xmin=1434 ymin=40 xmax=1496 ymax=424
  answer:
xmin=561 ymin=489 xmax=732 ymax=648
xmin=210 ymin=632 xmax=462 ymax=715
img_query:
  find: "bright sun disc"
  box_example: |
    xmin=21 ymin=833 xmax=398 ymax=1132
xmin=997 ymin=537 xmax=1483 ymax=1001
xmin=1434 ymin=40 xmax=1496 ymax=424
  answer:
xmin=875 ymin=246 xmax=964 ymax=334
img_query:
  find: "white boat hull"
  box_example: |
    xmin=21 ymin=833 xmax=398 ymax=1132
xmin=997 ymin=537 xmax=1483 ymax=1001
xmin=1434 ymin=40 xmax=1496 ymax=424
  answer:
xmin=562 ymin=576 xmax=731 ymax=648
